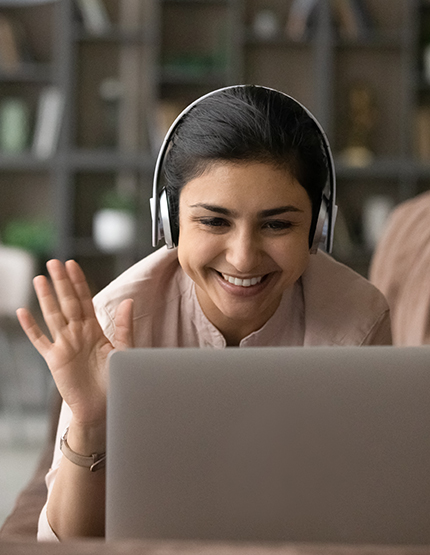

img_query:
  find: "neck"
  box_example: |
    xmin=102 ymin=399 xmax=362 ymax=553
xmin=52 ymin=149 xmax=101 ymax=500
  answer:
xmin=195 ymin=287 xmax=282 ymax=346
xmin=220 ymin=326 xmax=248 ymax=347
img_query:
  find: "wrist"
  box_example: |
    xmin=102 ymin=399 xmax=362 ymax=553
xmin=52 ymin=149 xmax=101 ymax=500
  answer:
xmin=60 ymin=426 xmax=106 ymax=472
xmin=66 ymin=418 xmax=106 ymax=456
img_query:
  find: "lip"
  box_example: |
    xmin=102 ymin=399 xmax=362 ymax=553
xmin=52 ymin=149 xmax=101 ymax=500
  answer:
xmin=214 ymin=270 xmax=274 ymax=297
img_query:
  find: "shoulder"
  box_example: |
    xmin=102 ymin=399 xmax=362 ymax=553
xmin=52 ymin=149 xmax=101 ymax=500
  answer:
xmin=301 ymin=251 xmax=391 ymax=346
xmin=369 ymin=191 xmax=430 ymax=307
xmin=375 ymin=191 xmax=430 ymax=256
xmin=374 ymin=191 xmax=430 ymax=262
xmin=93 ymin=247 xmax=190 ymax=338
xmin=389 ymin=190 xmax=430 ymax=222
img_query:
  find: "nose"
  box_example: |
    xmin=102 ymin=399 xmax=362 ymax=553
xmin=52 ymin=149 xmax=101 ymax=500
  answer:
xmin=225 ymin=227 xmax=263 ymax=274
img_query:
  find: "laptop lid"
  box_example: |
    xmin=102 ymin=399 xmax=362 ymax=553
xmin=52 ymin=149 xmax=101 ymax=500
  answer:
xmin=106 ymin=346 xmax=430 ymax=544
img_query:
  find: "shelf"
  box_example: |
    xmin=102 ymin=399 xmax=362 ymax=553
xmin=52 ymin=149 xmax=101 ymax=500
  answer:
xmin=0 ymin=152 xmax=52 ymax=171
xmin=0 ymin=62 xmax=52 ymax=82
xmin=162 ymin=0 xmax=230 ymax=5
xmin=0 ymin=0 xmax=427 ymax=283
xmin=73 ymin=27 xmax=153 ymax=45
xmin=160 ymin=68 xmax=229 ymax=87
xmin=0 ymin=150 xmax=157 ymax=172
xmin=335 ymin=158 xmax=430 ymax=181
xmin=335 ymin=158 xmax=417 ymax=180
xmin=0 ymin=0 xmax=56 ymax=5
xmin=64 ymin=149 xmax=155 ymax=172
xmin=244 ymin=32 xmax=313 ymax=48
xmin=334 ymin=30 xmax=407 ymax=49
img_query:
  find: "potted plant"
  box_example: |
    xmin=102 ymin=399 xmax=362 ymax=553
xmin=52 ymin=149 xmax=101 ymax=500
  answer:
xmin=93 ymin=190 xmax=137 ymax=253
xmin=3 ymin=218 xmax=56 ymax=257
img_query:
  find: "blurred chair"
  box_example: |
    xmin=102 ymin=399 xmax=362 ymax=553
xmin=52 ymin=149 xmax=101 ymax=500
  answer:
xmin=0 ymin=245 xmax=36 ymax=442
xmin=369 ymin=191 xmax=430 ymax=346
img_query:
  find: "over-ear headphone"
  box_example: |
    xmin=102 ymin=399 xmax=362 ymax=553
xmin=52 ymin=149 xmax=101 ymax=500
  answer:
xmin=150 ymin=85 xmax=337 ymax=254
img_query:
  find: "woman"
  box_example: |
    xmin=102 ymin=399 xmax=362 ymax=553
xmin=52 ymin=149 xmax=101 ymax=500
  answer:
xmin=17 ymin=85 xmax=391 ymax=540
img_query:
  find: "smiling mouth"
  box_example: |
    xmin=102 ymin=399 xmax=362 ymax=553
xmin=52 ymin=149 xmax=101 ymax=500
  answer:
xmin=220 ymin=272 xmax=265 ymax=287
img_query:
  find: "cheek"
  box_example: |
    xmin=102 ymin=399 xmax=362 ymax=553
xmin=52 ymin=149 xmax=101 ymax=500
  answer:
xmin=273 ymin=238 xmax=311 ymax=278
xmin=177 ymin=230 xmax=216 ymax=275
xmin=178 ymin=218 xmax=223 ymax=258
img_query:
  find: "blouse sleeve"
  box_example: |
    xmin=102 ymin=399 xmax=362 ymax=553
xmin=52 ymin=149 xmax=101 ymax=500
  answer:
xmin=37 ymin=401 xmax=73 ymax=541
xmin=37 ymin=293 xmax=114 ymax=540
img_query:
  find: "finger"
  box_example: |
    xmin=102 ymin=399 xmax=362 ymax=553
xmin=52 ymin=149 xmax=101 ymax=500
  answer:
xmin=113 ymin=299 xmax=134 ymax=350
xmin=65 ymin=260 xmax=96 ymax=320
xmin=33 ymin=274 xmax=67 ymax=339
xmin=46 ymin=259 xmax=83 ymax=323
xmin=16 ymin=308 xmax=52 ymax=358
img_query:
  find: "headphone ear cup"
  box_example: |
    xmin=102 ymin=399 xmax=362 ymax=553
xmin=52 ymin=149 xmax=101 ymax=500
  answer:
xmin=159 ymin=188 xmax=178 ymax=249
xmin=310 ymin=195 xmax=329 ymax=254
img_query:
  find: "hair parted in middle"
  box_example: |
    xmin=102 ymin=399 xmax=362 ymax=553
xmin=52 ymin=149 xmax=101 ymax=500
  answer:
xmin=163 ymin=85 xmax=329 ymax=248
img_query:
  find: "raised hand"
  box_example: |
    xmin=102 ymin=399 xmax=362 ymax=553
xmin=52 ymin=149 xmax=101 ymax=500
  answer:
xmin=16 ymin=259 xmax=133 ymax=427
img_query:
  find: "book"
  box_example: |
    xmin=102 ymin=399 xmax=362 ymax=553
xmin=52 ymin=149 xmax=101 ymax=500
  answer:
xmin=117 ymin=0 xmax=141 ymax=152
xmin=331 ymin=0 xmax=374 ymax=40
xmin=415 ymin=106 xmax=430 ymax=162
xmin=32 ymin=86 xmax=65 ymax=159
xmin=75 ymin=0 xmax=111 ymax=35
xmin=0 ymin=97 xmax=30 ymax=152
xmin=286 ymin=0 xmax=319 ymax=41
xmin=0 ymin=15 xmax=21 ymax=72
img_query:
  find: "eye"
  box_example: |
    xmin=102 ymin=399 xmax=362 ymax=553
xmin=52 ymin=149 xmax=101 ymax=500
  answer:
xmin=198 ymin=217 xmax=230 ymax=228
xmin=262 ymin=220 xmax=293 ymax=231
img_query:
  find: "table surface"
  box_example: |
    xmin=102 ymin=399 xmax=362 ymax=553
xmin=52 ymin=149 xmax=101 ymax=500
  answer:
xmin=2 ymin=540 xmax=430 ymax=555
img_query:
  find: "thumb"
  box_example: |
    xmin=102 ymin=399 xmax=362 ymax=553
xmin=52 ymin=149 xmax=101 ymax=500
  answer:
xmin=113 ymin=299 xmax=134 ymax=350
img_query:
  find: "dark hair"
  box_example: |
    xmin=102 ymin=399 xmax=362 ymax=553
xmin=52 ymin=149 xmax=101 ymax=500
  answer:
xmin=163 ymin=85 xmax=329 ymax=245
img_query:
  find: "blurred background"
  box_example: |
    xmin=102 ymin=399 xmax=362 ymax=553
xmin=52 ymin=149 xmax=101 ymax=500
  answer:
xmin=0 ymin=0 xmax=429 ymax=526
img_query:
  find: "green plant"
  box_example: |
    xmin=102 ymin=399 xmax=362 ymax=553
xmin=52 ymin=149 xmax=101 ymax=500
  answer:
xmin=98 ymin=190 xmax=136 ymax=213
xmin=3 ymin=218 xmax=56 ymax=256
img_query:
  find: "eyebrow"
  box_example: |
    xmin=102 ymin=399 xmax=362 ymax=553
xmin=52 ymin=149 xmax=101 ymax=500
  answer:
xmin=189 ymin=203 xmax=304 ymax=217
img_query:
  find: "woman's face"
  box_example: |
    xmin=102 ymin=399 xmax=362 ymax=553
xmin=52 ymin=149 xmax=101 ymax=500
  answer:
xmin=177 ymin=161 xmax=313 ymax=344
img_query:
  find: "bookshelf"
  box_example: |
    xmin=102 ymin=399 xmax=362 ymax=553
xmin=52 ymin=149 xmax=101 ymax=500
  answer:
xmin=0 ymin=0 xmax=428 ymax=289
xmin=0 ymin=0 xmax=61 ymax=277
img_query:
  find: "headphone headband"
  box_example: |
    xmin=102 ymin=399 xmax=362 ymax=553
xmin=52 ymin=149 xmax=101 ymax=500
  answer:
xmin=151 ymin=85 xmax=337 ymax=253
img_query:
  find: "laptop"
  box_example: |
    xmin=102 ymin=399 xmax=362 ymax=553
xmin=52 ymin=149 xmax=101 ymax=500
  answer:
xmin=106 ymin=346 xmax=430 ymax=544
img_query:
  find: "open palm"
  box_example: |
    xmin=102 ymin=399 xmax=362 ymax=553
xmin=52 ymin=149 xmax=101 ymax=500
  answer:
xmin=17 ymin=259 xmax=133 ymax=427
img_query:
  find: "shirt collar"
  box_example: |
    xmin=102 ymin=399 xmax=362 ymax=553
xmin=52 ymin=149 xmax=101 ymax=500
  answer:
xmin=187 ymin=279 xmax=303 ymax=348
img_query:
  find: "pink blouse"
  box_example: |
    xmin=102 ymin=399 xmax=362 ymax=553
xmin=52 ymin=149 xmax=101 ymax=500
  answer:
xmin=38 ymin=247 xmax=391 ymax=540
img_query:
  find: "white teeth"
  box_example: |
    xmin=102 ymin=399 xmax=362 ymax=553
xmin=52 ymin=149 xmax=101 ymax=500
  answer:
xmin=221 ymin=274 xmax=263 ymax=287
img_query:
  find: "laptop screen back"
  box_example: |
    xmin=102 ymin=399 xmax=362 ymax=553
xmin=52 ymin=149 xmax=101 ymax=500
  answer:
xmin=106 ymin=346 xmax=430 ymax=544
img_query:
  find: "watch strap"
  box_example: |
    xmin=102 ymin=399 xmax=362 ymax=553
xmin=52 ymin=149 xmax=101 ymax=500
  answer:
xmin=60 ymin=426 xmax=106 ymax=472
